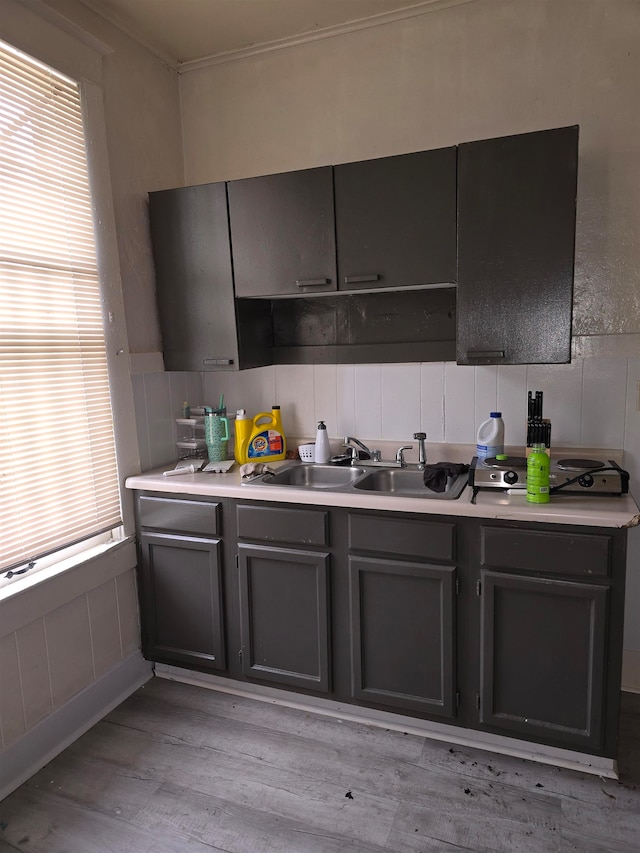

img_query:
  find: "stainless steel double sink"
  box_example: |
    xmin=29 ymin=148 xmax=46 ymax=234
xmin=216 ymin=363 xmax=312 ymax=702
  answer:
xmin=243 ymin=462 xmax=468 ymax=500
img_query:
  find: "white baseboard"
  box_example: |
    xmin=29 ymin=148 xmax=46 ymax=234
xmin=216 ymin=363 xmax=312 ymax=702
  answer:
xmin=155 ymin=664 xmax=618 ymax=780
xmin=0 ymin=651 xmax=152 ymax=802
xmin=622 ymin=649 xmax=640 ymax=693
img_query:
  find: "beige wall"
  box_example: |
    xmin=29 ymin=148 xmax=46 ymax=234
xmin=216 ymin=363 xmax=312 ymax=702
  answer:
xmin=179 ymin=0 xmax=640 ymax=340
xmin=0 ymin=548 xmax=139 ymax=752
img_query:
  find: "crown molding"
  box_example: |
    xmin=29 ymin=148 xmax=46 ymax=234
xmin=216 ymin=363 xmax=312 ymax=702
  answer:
xmin=78 ymin=0 xmax=178 ymax=68
xmin=17 ymin=0 xmax=115 ymax=56
xmin=178 ymin=0 xmax=477 ymax=73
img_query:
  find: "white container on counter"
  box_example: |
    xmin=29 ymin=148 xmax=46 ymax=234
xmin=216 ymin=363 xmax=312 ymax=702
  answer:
xmin=314 ymin=421 xmax=330 ymax=464
xmin=476 ymin=412 xmax=505 ymax=459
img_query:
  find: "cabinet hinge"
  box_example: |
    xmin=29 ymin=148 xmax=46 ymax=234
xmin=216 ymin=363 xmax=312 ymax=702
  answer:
xmin=235 ymin=554 xmax=239 ymax=569
xmin=238 ymin=648 xmax=243 ymax=662
xmin=456 ymin=690 xmax=461 ymax=708
xmin=455 ymin=578 xmax=461 ymax=595
xmin=476 ymin=693 xmax=481 ymax=710
xmin=476 ymin=580 xmax=482 ymax=596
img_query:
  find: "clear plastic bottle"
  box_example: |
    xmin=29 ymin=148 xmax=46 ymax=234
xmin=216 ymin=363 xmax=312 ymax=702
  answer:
xmin=527 ymin=443 xmax=550 ymax=504
xmin=476 ymin=412 xmax=505 ymax=460
xmin=314 ymin=420 xmax=330 ymax=464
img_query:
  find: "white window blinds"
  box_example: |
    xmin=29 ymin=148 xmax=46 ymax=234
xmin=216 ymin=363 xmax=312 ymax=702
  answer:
xmin=0 ymin=39 xmax=122 ymax=574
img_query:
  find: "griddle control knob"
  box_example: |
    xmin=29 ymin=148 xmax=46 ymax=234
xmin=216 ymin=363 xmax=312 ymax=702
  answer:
xmin=578 ymin=473 xmax=595 ymax=488
xmin=504 ymin=470 xmax=519 ymax=485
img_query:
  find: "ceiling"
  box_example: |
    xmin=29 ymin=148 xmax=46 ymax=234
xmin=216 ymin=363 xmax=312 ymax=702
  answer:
xmin=80 ymin=0 xmax=444 ymax=66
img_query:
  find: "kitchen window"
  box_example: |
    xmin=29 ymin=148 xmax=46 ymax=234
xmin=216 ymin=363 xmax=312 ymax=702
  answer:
xmin=0 ymin=38 xmax=123 ymax=589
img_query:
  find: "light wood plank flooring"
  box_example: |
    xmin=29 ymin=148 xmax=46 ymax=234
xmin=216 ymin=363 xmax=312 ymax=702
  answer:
xmin=1 ymin=678 xmax=640 ymax=852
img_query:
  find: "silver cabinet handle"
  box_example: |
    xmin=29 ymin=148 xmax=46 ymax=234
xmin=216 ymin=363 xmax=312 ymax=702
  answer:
xmin=344 ymin=274 xmax=380 ymax=285
xmin=466 ymin=351 xmax=505 ymax=360
xmin=295 ymin=278 xmax=330 ymax=288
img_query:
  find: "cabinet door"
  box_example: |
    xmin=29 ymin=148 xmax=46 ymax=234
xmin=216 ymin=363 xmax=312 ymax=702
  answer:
xmin=228 ymin=167 xmax=337 ymax=297
xmin=479 ymin=571 xmax=607 ymax=750
xmin=334 ymin=148 xmax=457 ymax=290
xmin=238 ymin=543 xmax=331 ymax=692
xmin=457 ymin=126 xmax=578 ymax=365
xmin=149 ymin=183 xmax=240 ymax=371
xmin=139 ymin=531 xmax=225 ymax=670
xmin=349 ymin=556 xmax=456 ymax=717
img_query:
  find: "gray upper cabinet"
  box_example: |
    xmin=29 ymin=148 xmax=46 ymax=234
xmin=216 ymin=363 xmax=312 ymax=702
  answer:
xmin=149 ymin=182 xmax=272 ymax=371
xmin=228 ymin=166 xmax=337 ymax=298
xmin=334 ymin=148 xmax=457 ymax=290
xmin=457 ymin=126 xmax=578 ymax=365
xmin=149 ymin=126 xmax=578 ymax=369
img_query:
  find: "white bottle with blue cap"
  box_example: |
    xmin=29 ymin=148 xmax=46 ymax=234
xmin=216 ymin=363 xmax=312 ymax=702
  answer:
xmin=476 ymin=412 xmax=505 ymax=460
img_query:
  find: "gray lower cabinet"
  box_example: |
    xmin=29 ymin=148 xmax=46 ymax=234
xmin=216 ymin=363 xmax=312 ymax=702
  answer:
xmin=134 ymin=492 xmax=627 ymax=760
xmin=476 ymin=521 xmax=624 ymax=753
xmin=236 ymin=503 xmax=332 ymax=693
xmin=137 ymin=495 xmax=225 ymax=670
xmin=238 ymin=543 xmax=331 ymax=691
xmin=347 ymin=511 xmax=458 ymax=718
xmin=479 ymin=571 xmax=607 ymax=749
xmin=349 ymin=555 xmax=456 ymax=717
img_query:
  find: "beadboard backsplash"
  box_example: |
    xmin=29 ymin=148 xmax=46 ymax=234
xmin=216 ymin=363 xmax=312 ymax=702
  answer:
xmin=131 ymin=357 xmax=640 ymax=479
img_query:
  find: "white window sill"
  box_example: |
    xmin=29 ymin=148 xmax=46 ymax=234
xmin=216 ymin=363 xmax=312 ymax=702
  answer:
xmin=0 ymin=529 xmax=131 ymax=604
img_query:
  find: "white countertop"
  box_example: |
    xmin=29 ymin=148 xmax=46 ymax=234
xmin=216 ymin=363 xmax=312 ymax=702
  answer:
xmin=125 ymin=462 xmax=640 ymax=529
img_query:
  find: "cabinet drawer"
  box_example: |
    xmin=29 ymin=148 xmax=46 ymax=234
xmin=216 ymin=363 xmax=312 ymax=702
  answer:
xmin=138 ymin=495 xmax=220 ymax=536
xmin=348 ymin=513 xmax=455 ymax=562
xmin=480 ymin=525 xmax=612 ymax=578
xmin=237 ymin=504 xmax=328 ymax=546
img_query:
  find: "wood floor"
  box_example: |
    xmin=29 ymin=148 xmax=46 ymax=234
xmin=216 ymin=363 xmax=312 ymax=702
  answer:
xmin=1 ymin=679 xmax=640 ymax=852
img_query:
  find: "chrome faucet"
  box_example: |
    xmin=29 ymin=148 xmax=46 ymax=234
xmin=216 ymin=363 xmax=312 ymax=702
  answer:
xmin=413 ymin=432 xmax=427 ymax=470
xmin=343 ymin=436 xmax=381 ymax=463
xmin=395 ymin=445 xmax=413 ymax=467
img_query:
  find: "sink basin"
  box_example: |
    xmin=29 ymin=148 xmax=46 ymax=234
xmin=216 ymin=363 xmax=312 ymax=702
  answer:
xmin=258 ymin=463 xmax=367 ymax=489
xmin=352 ymin=467 xmax=468 ymax=500
xmin=245 ymin=461 xmax=467 ymax=499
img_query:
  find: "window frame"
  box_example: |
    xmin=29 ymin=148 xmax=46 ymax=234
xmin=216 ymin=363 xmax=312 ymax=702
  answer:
xmin=0 ymin=32 xmax=139 ymax=595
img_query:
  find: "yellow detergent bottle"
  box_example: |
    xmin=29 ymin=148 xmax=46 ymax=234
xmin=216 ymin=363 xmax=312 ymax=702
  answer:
xmin=246 ymin=405 xmax=286 ymax=462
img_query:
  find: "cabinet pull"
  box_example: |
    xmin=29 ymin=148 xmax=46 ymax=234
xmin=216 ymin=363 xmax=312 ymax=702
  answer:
xmin=296 ymin=278 xmax=330 ymax=288
xmin=203 ymin=358 xmax=234 ymax=366
xmin=466 ymin=350 xmax=505 ymax=361
xmin=343 ymin=274 xmax=380 ymax=285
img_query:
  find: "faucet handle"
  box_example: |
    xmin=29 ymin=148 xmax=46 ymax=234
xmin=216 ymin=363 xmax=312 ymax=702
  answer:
xmin=395 ymin=445 xmax=413 ymax=466
xmin=413 ymin=432 xmax=426 ymax=440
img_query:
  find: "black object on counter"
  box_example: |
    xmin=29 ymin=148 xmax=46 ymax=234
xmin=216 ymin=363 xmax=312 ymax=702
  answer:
xmin=424 ymin=462 xmax=470 ymax=493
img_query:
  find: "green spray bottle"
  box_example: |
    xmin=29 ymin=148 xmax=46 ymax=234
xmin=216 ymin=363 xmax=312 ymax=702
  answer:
xmin=526 ymin=443 xmax=550 ymax=504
